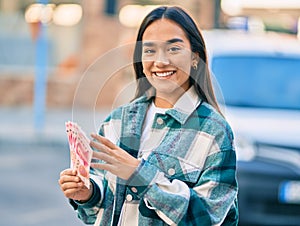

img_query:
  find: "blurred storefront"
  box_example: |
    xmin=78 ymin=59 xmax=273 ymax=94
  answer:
xmin=0 ymin=0 xmax=217 ymax=109
xmin=221 ymin=0 xmax=300 ymax=34
xmin=0 ymin=0 xmax=83 ymax=107
xmin=0 ymin=0 xmax=299 ymax=109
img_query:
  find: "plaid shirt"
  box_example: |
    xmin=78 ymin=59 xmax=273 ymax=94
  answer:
xmin=72 ymin=87 xmax=238 ymax=225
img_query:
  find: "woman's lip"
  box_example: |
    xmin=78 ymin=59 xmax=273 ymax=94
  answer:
xmin=152 ymin=71 xmax=176 ymax=78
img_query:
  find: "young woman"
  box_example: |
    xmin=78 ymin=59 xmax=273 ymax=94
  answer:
xmin=59 ymin=6 xmax=238 ymax=226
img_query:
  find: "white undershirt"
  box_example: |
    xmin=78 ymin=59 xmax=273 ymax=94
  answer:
xmin=139 ymin=101 xmax=168 ymax=158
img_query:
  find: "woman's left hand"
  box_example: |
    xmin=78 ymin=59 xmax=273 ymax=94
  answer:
xmin=90 ymin=133 xmax=140 ymax=180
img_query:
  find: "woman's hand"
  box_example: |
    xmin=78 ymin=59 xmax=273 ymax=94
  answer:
xmin=90 ymin=133 xmax=140 ymax=180
xmin=58 ymin=169 xmax=93 ymax=202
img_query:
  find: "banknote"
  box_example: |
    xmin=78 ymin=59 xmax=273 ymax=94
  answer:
xmin=65 ymin=121 xmax=93 ymax=188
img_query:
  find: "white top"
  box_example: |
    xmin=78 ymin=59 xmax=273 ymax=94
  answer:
xmin=139 ymin=101 xmax=168 ymax=159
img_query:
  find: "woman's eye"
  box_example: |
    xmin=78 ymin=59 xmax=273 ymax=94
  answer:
xmin=168 ymin=46 xmax=181 ymax=53
xmin=143 ymin=49 xmax=155 ymax=54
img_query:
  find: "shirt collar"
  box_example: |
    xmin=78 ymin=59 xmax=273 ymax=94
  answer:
xmin=166 ymin=86 xmax=202 ymax=124
xmin=142 ymin=86 xmax=202 ymax=124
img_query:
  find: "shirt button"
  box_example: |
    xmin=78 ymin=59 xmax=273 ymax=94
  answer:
xmin=168 ymin=168 xmax=176 ymax=176
xmin=126 ymin=194 xmax=133 ymax=202
xmin=131 ymin=187 xmax=138 ymax=193
xmin=156 ymin=117 xmax=164 ymax=125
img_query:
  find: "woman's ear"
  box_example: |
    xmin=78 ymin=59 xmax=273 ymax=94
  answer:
xmin=191 ymin=52 xmax=199 ymax=68
xmin=191 ymin=52 xmax=199 ymax=61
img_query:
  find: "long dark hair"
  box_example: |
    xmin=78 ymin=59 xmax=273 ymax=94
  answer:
xmin=133 ymin=6 xmax=222 ymax=115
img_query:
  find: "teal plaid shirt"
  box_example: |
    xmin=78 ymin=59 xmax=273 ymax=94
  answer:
xmin=72 ymin=87 xmax=238 ymax=225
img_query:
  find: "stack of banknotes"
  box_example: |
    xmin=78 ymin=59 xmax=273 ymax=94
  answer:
xmin=65 ymin=121 xmax=93 ymax=188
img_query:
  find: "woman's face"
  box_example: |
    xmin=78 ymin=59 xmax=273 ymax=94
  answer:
xmin=141 ymin=19 xmax=196 ymax=103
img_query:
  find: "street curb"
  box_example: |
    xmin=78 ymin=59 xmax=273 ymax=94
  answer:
xmin=0 ymin=135 xmax=68 ymax=148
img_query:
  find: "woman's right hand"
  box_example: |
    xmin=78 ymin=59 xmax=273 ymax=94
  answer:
xmin=59 ymin=168 xmax=93 ymax=202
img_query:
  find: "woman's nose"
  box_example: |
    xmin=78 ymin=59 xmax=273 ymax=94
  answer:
xmin=154 ymin=50 xmax=169 ymax=67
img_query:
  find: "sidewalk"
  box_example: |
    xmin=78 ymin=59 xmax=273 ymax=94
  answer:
xmin=0 ymin=106 xmax=109 ymax=147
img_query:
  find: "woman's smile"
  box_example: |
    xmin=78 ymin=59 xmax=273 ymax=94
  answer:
xmin=152 ymin=70 xmax=176 ymax=78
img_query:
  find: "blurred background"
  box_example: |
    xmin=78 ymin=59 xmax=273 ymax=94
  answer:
xmin=0 ymin=0 xmax=299 ymax=225
xmin=1 ymin=0 xmax=299 ymax=111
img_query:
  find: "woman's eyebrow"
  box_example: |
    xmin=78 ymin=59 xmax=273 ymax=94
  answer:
xmin=143 ymin=42 xmax=154 ymax=47
xmin=167 ymin=38 xmax=184 ymax=44
xmin=143 ymin=38 xmax=184 ymax=47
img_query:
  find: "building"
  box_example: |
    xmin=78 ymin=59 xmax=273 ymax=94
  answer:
xmin=0 ymin=0 xmax=299 ymax=109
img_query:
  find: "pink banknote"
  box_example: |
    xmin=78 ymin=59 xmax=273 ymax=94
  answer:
xmin=65 ymin=121 xmax=93 ymax=188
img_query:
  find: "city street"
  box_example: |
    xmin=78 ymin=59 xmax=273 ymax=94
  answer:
xmin=0 ymin=107 xmax=107 ymax=226
xmin=0 ymin=142 xmax=85 ymax=226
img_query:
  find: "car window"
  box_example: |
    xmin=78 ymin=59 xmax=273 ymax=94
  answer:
xmin=211 ymin=55 xmax=300 ymax=110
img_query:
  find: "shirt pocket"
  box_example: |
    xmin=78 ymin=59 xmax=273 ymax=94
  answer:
xmin=147 ymin=152 xmax=201 ymax=187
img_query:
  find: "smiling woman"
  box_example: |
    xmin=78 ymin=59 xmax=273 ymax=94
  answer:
xmin=59 ymin=6 xmax=239 ymax=226
xmin=141 ymin=20 xmax=194 ymax=108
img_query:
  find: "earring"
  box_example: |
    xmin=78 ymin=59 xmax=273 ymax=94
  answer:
xmin=192 ymin=62 xmax=198 ymax=70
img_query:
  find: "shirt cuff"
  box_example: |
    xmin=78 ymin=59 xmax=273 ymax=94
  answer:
xmin=126 ymin=159 xmax=158 ymax=198
xmin=73 ymin=178 xmax=101 ymax=208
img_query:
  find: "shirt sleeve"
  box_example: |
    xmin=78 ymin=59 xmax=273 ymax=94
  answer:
xmin=126 ymin=143 xmax=238 ymax=225
xmin=71 ymin=175 xmax=104 ymax=224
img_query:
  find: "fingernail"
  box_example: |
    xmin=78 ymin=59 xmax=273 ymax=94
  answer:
xmin=91 ymin=133 xmax=96 ymax=137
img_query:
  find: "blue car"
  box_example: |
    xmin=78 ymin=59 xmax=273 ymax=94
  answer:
xmin=204 ymin=30 xmax=300 ymax=225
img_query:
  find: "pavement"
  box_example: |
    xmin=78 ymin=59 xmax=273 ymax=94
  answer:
xmin=0 ymin=106 xmax=110 ymax=226
xmin=0 ymin=106 xmax=110 ymax=147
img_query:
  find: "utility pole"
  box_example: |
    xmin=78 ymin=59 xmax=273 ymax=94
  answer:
xmin=34 ymin=0 xmax=48 ymax=132
xmin=214 ymin=0 xmax=221 ymax=28
xmin=105 ymin=0 xmax=117 ymax=16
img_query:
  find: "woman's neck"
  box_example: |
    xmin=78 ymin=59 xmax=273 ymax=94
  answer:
xmin=154 ymin=97 xmax=174 ymax=108
xmin=154 ymin=89 xmax=186 ymax=108
xmin=153 ymin=84 xmax=192 ymax=108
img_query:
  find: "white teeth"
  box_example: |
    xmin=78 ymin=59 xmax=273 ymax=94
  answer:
xmin=154 ymin=71 xmax=174 ymax=77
